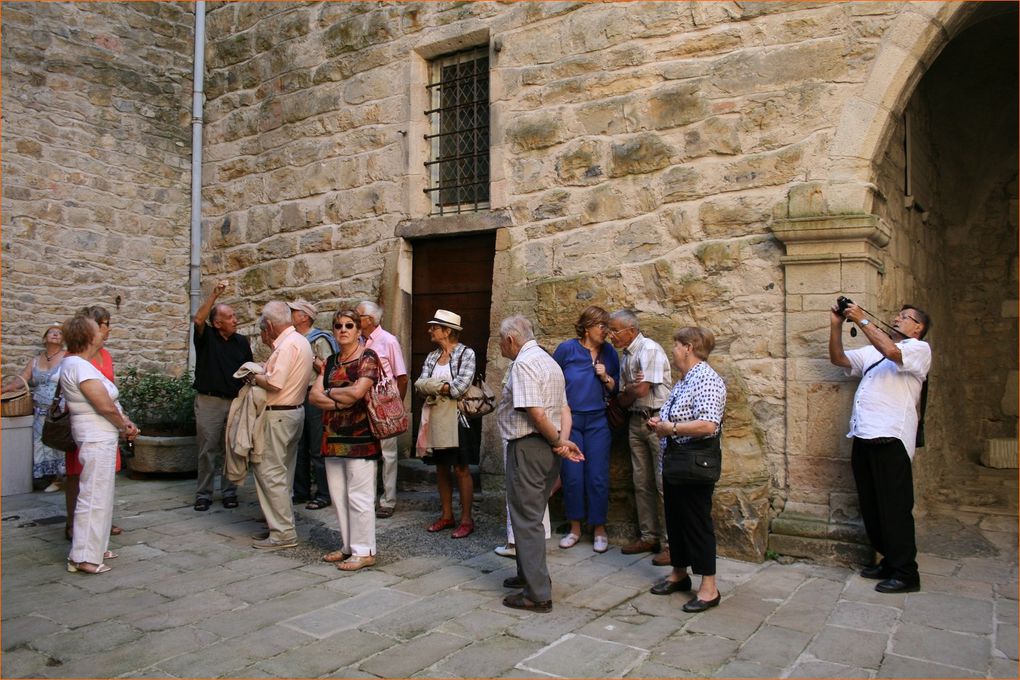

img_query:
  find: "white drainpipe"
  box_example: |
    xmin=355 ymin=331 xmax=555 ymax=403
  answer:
xmin=188 ymin=1 xmax=206 ymax=372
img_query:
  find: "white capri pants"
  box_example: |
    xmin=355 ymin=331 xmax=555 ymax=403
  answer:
xmin=326 ymin=457 xmax=377 ymax=557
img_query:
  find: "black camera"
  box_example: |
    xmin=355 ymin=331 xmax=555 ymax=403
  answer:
xmin=836 ymin=296 xmax=854 ymax=314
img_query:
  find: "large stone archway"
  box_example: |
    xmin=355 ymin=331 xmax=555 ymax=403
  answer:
xmin=770 ymin=2 xmax=1018 ymax=563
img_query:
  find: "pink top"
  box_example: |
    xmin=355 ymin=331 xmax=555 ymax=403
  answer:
xmin=363 ymin=325 xmax=407 ymax=380
xmin=264 ymin=326 xmax=313 ymax=406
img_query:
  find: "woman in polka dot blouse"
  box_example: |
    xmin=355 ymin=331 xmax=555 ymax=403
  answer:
xmin=645 ymin=327 xmax=726 ymax=613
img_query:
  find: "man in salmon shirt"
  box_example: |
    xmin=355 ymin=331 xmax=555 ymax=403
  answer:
xmin=247 ymin=300 xmax=313 ymax=551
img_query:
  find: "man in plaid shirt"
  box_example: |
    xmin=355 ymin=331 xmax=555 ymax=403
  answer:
xmin=497 ymin=315 xmax=583 ymax=613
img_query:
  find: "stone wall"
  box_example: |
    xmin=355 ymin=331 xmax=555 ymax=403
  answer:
xmin=197 ymin=1 xmax=938 ymax=562
xmin=1 ymin=2 xmax=195 ymax=374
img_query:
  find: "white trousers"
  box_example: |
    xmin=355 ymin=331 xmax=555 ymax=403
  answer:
xmin=378 ymin=436 xmax=398 ymax=510
xmin=69 ymin=437 xmax=117 ymax=564
xmin=326 ymin=457 xmax=377 ymax=556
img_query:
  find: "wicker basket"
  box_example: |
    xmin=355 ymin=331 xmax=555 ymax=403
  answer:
xmin=1 ymin=376 xmax=33 ymax=417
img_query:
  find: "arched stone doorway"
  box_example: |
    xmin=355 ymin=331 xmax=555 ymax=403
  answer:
xmin=904 ymin=5 xmax=1018 ymax=510
xmin=770 ymin=2 xmax=1018 ymax=563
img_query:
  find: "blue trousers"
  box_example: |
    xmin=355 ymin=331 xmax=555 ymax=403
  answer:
xmin=560 ymin=410 xmax=611 ymax=526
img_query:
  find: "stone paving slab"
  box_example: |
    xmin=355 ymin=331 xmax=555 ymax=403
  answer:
xmin=890 ymin=621 xmax=990 ymax=672
xmin=1 ymin=475 xmax=1016 ymax=678
xmin=649 ymin=631 xmax=739 ymax=674
xmin=523 ymin=633 xmax=648 ymax=678
xmin=736 ymin=624 xmax=812 ymax=668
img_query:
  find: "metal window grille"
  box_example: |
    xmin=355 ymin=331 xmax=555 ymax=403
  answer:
xmin=424 ymin=47 xmax=490 ymax=215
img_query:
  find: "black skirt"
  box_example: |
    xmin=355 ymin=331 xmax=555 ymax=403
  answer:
xmin=424 ymin=420 xmax=481 ymax=466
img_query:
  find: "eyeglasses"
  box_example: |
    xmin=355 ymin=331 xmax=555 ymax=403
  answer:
xmin=98 ymin=321 xmax=110 ymax=327
xmin=895 ymin=312 xmax=922 ymax=324
xmin=333 ymin=322 xmax=356 ymax=330
xmin=607 ymin=326 xmax=634 ymax=336
xmin=588 ymin=323 xmax=608 ymax=330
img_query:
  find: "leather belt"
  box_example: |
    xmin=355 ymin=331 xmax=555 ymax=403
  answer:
xmin=266 ymin=404 xmax=301 ymax=411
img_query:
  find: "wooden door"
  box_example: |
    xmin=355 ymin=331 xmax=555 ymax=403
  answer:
xmin=410 ymin=233 xmax=495 ymax=435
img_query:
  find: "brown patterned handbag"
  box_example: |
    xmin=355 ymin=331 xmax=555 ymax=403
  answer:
xmin=364 ymin=359 xmax=408 ymax=439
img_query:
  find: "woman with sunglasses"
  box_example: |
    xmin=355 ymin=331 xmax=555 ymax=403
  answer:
xmin=309 ymin=310 xmax=380 ymax=571
xmin=414 ymin=309 xmax=480 ymax=539
xmin=551 ymin=306 xmax=620 ymax=553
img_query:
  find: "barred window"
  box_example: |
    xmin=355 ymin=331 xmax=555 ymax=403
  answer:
xmin=424 ymin=47 xmax=490 ymax=215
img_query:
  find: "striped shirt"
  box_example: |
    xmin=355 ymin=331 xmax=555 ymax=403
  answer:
xmin=497 ymin=340 xmax=568 ymax=442
xmin=621 ymin=333 xmax=673 ymax=411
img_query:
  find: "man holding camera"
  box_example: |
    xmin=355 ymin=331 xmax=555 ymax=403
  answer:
xmin=829 ymin=298 xmax=931 ymax=594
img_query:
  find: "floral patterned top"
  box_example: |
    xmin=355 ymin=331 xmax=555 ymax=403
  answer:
xmin=321 ymin=349 xmax=380 ymax=459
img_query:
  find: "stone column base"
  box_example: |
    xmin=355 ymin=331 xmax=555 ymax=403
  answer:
xmin=770 ymin=510 xmax=872 ymax=565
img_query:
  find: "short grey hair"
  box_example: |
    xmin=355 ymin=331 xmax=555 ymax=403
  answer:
xmin=609 ymin=309 xmax=639 ymax=331
xmin=357 ymin=300 xmax=382 ymax=325
xmin=261 ymin=300 xmax=292 ymax=326
xmin=499 ymin=315 xmax=534 ymax=343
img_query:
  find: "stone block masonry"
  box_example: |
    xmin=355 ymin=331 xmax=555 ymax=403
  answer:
xmin=1 ymin=2 xmax=196 ymax=373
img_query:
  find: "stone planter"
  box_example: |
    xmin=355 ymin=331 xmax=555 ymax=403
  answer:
xmin=128 ymin=434 xmax=197 ymax=473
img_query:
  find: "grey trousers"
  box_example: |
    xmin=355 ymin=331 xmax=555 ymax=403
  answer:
xmin=506 ymin=434 xmax=561 ymax=603
xmin=628 ymin=416 xmax=667 ymax=547
xmin=195 ymin=394 xmax=237 ymax=501
xmin=253 ymin=409 xmax=304 ymax=543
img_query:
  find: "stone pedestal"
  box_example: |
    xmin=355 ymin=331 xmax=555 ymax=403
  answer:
xmin=2 ymin=415 xmax=35 ymax=496
xmin=128 ymin=435 xmax=197 ymax=474
xmin=769 ymin=205 xmax=890 ymax=565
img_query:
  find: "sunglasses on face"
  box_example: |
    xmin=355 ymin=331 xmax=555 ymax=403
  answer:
xmin=333 ymin=322 xmax=356 ymax=330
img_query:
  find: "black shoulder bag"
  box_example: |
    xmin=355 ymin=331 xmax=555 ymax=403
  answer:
xmin=662 ymin=433 xmax=722 ymax=485
xmin=41 ymin=381 xmax=77 ymax=452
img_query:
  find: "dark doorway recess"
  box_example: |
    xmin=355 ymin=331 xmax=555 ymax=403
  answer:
xmin=409 ymin=233 xmax=496 ymax=436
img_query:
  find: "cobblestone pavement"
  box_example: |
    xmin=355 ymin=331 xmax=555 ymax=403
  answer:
xmin=2 ymin=471 xmax=1017 ymax=678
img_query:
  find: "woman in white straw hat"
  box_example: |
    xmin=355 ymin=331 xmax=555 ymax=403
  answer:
xmin=414 ymin=309 xmax=481 ymax=539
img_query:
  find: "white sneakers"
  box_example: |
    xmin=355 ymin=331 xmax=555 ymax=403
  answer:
xmin=558 ymin=533 xmax=580 ymax=549
xmin=494 ymin=543 xmax=516 ymax=558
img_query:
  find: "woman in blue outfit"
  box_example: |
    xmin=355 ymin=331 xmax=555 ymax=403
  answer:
xmin=552 ymin=306 xmax=620 ymax=553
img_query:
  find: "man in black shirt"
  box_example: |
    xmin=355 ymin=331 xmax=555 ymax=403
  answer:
xmin=193 ymin=280 xmax=253 ymax=511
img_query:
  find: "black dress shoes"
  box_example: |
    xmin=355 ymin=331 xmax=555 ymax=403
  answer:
xmin=875 ymin=578 xmax=920 ymax=594
xmin=860 ymin=564 xmax=891 ymax=580
xmin=650 ymin=576 xmax=692 ymax=595
xmin=503 ymin=575 xmax=527 ymax=589
xmin=682 ymin=592 xmax=722 ymax=613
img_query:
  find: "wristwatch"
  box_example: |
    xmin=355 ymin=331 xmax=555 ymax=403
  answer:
xmin=859 ymin=319 xmax=870 ymax=327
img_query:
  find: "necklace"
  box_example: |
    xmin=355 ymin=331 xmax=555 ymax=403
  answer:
xmin=580 ymin=338 xmax=600 ymax=363
xmin=339 ymin=346 xmax=361 ymax=363
xmin=44 ymin=349 xmax=63 ymax=362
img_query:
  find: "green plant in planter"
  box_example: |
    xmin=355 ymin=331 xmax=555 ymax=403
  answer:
xmin=118 ymin=368 xmax=196 ymax=436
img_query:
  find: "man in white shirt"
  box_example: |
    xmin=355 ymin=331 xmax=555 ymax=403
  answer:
xmin=829 ymin=300 xmax=932 ymax=594
xmin=355 ymin=300 xmax=408 ymax=518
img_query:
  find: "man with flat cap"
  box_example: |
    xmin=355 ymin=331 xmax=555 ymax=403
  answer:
xmin=289 ymin=299 xmax=338 ymax=510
